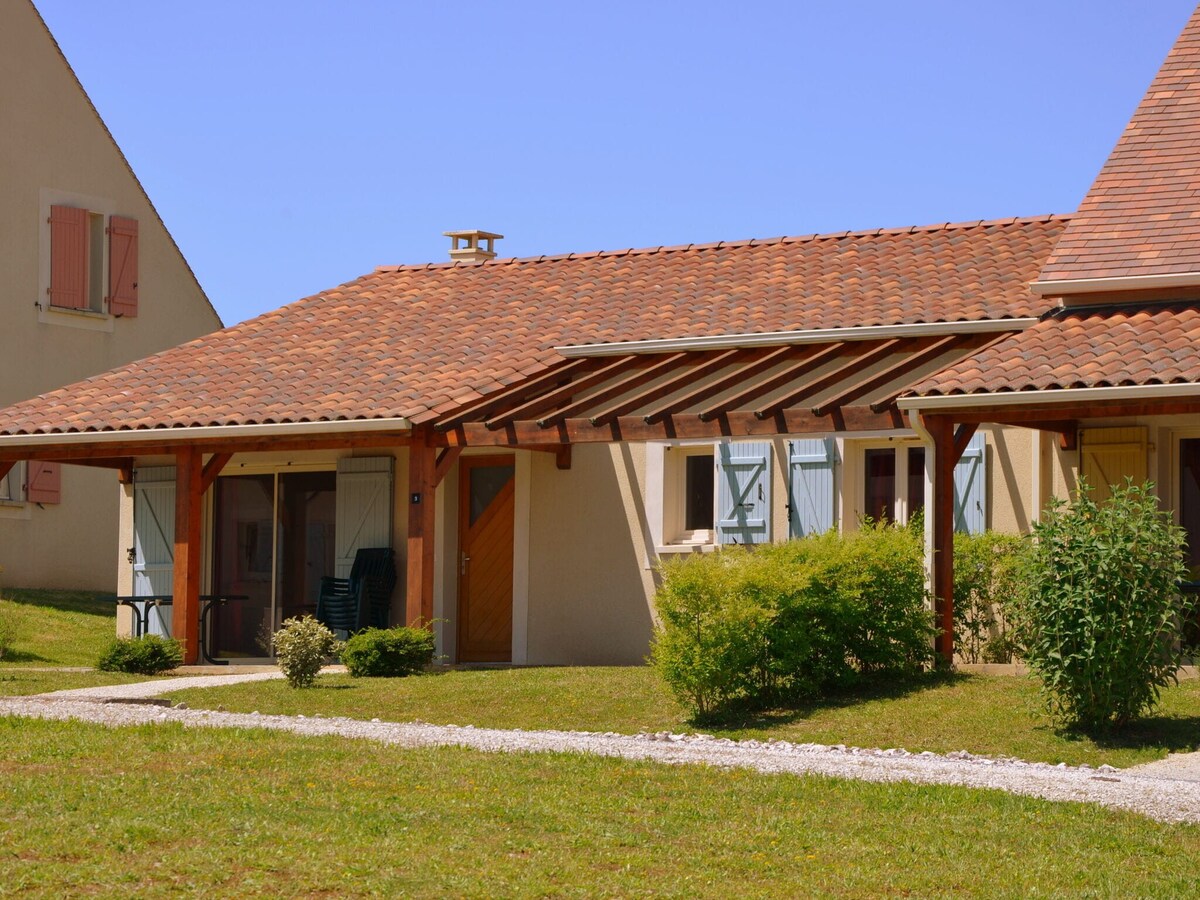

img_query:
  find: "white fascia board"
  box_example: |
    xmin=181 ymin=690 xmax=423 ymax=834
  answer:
xmin=898 ymin=382 xmax=1200 ymax=411
xmin=555 ymin=319 xmax=1037 ymax=357
xmin=0 ymin=417 xmax=412 ymax=449
xmin=1031 ymin=272 xmax=1200 ymax=295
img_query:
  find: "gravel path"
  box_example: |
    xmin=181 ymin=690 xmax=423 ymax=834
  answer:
xmin=37 ymin=671 xmax=284 ymax=700
xmin=5 ymin=688 xmax=1200 ymax=824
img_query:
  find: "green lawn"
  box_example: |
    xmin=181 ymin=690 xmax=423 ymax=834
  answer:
xmin=172 ymin=667 xmax=1200 ymax=769
xmin=0 ymin=587 xmax=117 ymax=666
xmin=0 ymin=717 xmax=1196 ymax=898
xmin=0 ymin=669 xmax=161 ymax=696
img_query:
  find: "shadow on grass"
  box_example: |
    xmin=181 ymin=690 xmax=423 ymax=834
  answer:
xmin=692 ymin=670 xmax=970 ymax=731
xmin=1063 ymin=714 xmax=1200 ymax=756
xmin=1 ymin=588 xmax=116 ymax=618
xmin=0 ymin=649 xmax=52 ymax=665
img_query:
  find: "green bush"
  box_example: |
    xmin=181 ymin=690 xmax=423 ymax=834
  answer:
xmin=96 ymin=634 xmax=183 ymax=674
xmin=953 ymin=531 xmax=1028 ymax=664
xmin=1016 ymin=481 xmax=1189 ymax=732
xmin=273 ymin=615 xmax=340 ymax=688
xmin=342 ymin=626 xmax=435 ymax=677
xmin=651 ymin=524 xmax=935 ymax=719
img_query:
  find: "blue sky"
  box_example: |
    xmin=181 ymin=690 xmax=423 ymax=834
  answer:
xmin=35 ymin=1 xmax=1198 ymax=326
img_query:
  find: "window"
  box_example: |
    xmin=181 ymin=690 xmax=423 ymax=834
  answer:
xmin=663 ymin=445 xmax=716 ymax=546
xmin=862 ymin=445 xmax=925 ymax=525
xmin=0 ymin=463 xmax=23 ymax=503
xmin=43 ymin=194 xmax=138 ymax=321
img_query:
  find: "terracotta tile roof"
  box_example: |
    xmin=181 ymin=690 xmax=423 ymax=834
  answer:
xmin=0 ymin=216 xmax=1066 ymax=437
xmin=908 ymin=303 xmax=1200 ymax=397
xmin=1039 ymin=9 xmax=1200 ymax=284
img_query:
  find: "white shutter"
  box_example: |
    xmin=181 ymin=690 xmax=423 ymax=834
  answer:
xmin=133 ymin=466 xmax=175 ymax=637
xmin=953 ymin=433 xmax=986 ymax=535
xmin=335 ymin=457 xmax=394 ymax=577
xmin=789 ymin=438 xmax=836 ymax=538
xmin=716 ymin=441 xmax=771 ymax=545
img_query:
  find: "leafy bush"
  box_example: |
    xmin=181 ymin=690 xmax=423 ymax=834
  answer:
xmin=96 ymin=634 xmax=183 ymax=674
xmin=953 ymin=532 xmax=1027 ymax=664
xmin=273 ymin=615 xmax=340 ymax=688
xmin=651 ymin=524 xmax=935 ymax=719
xmin=1016 ymin=481 xmax=1190 ymax=732
xmin=342 ymin=626 xmax=435 ymax=677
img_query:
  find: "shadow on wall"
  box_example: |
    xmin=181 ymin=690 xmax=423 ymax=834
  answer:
xmin=524 ymin=444 xmax=655 ymax=665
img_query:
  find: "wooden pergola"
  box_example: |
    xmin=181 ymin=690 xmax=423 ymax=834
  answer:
xmin=0 ymin=325 xmax=1045 ymax=666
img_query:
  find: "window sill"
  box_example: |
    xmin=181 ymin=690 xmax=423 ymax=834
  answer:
xmin=0 ymin=502 xmax=32 ymax=520
xmin=38 ymin=303 xmax=114 ymax=333
xmin=655 ymin=541 xmax=717 ymax=555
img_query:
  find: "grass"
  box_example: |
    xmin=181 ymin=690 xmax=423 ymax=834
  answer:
xmin=172 ymin=667 xmax=1200 ymax=769
xmin=0 ymin=587 xmax=117 ymax=666
xmin=0 ymin=669 xmax=162 ymax=696
xmin=1 ymin=717 xmax=1197 ymax=898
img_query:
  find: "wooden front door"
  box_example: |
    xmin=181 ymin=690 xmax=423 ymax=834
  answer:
xmin=457 ymin=456 xmax=515 ymax=662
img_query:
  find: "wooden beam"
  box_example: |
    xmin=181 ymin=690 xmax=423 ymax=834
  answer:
xmin=815 ymin=335 xmax=962 ymax=416
xmin=870 ymin=331 xmax=1023 ymax=413
xmin=172 ymin=447 xmax=203 ymax=665
xmin=923 ymin=415 xmax=956 ymax=664
xmin=434 ymin=358 xmax=598 ymax=430
xmin=200 ymin=452 xmax=232 ymax=492
xmin=587 ymin=348 xmax=749 ymax=426
xmin=0 ymin=461 xmax=13 ymax=482
xmin=952 ymin=423 xmax=979 ymax=462
xmin=536 ymin=353 xmax=689 ymax=426
xmin=118 ymin=463 xmax=133 ymax=485
xmin=698 ymin=343 xmax=846 ymax=421
xmin=955 ymin=398 xmax=1200 ymax=425
xmin=555 ymin=445 xmax=572 ymax=470
xmin=755 ymin=340 xmax=899 ymax=419
xmin=406 ymin=426 xmax=438 ymax=627
xmin=0 ymin=431 xmax=412 ymax=463
xmin=485 ymin=355 xmax=640 ymax=428
xmin=641 ymin=346 xmax=794 ymax=424
xmin=433 ymin=446 xmax=462 ymax=486
xmin=1059 ymin=427 xmax=1078 ymax=452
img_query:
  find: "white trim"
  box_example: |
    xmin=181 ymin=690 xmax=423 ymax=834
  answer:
xmin=555 ymin=319 xmax=1037 ymax=357
xmin=899 ymin=382 xmax=1200 ymax=411
xmin=1032 ymin=272 xmax=1200 ymax=295
xmin=0 ymin=417 xmax=412 ymax=449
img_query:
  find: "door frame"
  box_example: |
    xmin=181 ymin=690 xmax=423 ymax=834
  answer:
xmin=456 ymin=453 xmax=517 ymax=663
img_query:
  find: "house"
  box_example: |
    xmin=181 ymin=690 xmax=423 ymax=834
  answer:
xmin=0 ymin=0 xmax=222 ymax=590
xmin=0 ymin=9 xmax=1198 ymax=666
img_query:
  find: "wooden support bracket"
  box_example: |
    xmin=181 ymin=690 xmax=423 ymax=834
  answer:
xmin=200 ymin=452 xmax=233 ymax=492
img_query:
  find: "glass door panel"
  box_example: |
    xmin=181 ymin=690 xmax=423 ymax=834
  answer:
xmin=277 ymin=471 xmax=337 ymax=623
xmin=212 ymin=474 xmax=275 ymax=658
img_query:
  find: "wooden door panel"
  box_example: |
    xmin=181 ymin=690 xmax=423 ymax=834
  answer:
xmin=458 ymin=458 xmax=515 ymax=662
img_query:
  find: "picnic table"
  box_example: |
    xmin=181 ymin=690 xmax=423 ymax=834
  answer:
xmin=115 ymin=594 xmax=249 ymax=665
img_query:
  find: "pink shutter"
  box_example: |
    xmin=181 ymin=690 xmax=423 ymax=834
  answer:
xmin=108 ymin=215 xmax=138 ymax=317
xmin=26 ymin=462 xmax=62 ymax=504
xmin=49 ymin=205 xmax=89 ymax=309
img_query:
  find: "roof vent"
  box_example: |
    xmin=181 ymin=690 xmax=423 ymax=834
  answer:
xmin=444 ymin=229 xmax=503 ymax=263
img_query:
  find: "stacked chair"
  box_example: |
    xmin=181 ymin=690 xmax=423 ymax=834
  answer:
xmin=315 ymin=547 xmax=397 ymax=636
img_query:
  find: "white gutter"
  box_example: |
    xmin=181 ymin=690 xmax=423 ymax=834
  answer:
xmin=1031 ymin=272 xmax=1200 ymax=296
xmin=0 ymin=417 xmax=412 ymax=449
xmin=555 ymin=319 xmax=1037 ymax=357
xmin=898 ymin=382 xmax=1200 ymax=411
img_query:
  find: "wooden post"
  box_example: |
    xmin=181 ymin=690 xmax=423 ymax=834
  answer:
xmin=926 ymin=415 xmax=957 ymax=664
xmin=172 ymin=447 xmax=202 ymax=665
xmin=406 ymin=426 xmax=438 ymax=627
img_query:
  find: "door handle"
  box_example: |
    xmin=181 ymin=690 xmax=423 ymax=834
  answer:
xmin=460 ymin=552 xmax=470 ymax=576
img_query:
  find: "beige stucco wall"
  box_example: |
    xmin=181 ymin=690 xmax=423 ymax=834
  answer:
xmin=0 ymin=1 xmax=221 ymax=591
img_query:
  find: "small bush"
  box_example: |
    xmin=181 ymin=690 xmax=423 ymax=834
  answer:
xmin=273 ymin=615 xmax=340 ymax=688
xmin=96 ymin=634 xmax=183 ymax=674
xmin=342 ymin=626 xmax=436 ymax=677
xmin=1016 ymin=481 xmax=1189 ymax=732
xmin=953 ymin=532 xmax=1027 ymax=664
xmin=651 ymin=524 xmax=935 ymax=719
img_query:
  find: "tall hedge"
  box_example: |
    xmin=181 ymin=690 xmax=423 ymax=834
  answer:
xmin=651 ymin=524 xmax=935 ymax=719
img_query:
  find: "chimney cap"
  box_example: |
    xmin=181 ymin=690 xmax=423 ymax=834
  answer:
xmin=443 ymin=229 xmax=504 ymax=262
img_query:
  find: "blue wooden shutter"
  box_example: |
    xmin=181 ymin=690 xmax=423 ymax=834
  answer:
xmin=716 ymin=441 xmax=771 ymax=545
xmin=953 ymin=433 xmax=986 ymax=534
xmin=133 ymin=466 xmax=176 ymax=636
xmin=789 ymin=438 xmax=835 ymax=538
xmin=335 ymin=457 xmax=394 ymax=577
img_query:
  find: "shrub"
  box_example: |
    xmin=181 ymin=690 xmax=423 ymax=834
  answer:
xmin=1016 ymin=481 xmax=1189 ymax=732
xmin=273 ymin=615 xmax=340 ymax=688
xmin=953 ymin=532 xmax=1027 ymax=664
xmin=96 ymin=634 xmax=183 ymax=674
xmin=651 ymin=524 xmax=935 ymax=719
xmin=342 ymin=626 xmax=435 ymax=677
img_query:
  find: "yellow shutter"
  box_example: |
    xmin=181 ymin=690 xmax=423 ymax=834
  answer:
xmin=1079 ymin=426 xmax=1148 ymax=503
